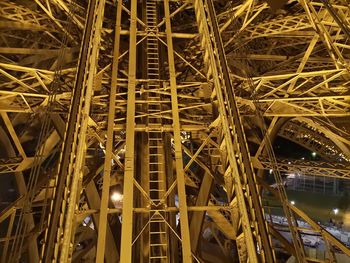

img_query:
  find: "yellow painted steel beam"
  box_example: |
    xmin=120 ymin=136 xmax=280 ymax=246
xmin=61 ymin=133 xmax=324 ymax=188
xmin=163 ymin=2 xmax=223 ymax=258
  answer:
xmin=254 ymin=156 xmax=350 ymax=179
xmin=85 ymin=181 xmax=119 ymax=263
xmin=95 ymin=0 xmax=122 ymax=261
xmin=164 ymin=0 xmax=192 ymax=260
xmin=193 ymin=0 xmax=272 ymax=261
xmin=39 ymin=0 xmax=106 ymax=260
xmin=119 ymin=0 xmax=137 ymax=261
xmin=0 ymin=0 xmax=58 ymax=31
xmin=57 ymin=0 xmax=107 ymax=260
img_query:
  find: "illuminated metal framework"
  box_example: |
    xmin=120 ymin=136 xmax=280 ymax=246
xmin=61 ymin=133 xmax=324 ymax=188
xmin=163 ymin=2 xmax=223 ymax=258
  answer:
xmin=0 ymin=0 xmax=349 ymax=262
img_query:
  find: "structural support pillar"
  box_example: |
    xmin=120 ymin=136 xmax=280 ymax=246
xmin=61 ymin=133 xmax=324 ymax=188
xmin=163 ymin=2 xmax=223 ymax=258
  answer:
xmin=119 ymin=0 xmax=138 ymax=261
xmin=95 ymin=0 xmax=123 ymax=261
xmin=164 ymin=0 xmax=192 ymax=261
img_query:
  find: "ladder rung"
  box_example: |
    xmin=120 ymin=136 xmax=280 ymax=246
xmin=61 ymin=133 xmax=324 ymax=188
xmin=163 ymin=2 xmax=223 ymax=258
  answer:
xmin=150 ymin=220 xmax=164 ymax=223
xmin=150 ymin=243 xmax=167 ymax=246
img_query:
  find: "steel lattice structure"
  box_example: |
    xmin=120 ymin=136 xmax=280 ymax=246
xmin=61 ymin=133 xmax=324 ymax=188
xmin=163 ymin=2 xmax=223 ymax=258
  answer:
xmin=0 ymin=0 xmax=350 ymax=262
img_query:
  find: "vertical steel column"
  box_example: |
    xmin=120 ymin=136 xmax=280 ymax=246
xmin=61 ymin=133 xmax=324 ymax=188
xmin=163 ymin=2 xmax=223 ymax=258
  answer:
xmin=59 ymin=0 xmax=106 ymax=261
xmin=1 ymin=210 xmax=15 ymax=262
xmin=192 ymin=0 xmax=258 ymax=260
xmin=95 ymin=0 xmax=123 ymax=261
xmin=193 ymin=0 xmax=275 ymax=261
xmin=164 ymin=0 xmax=192 ymax=261
xmin=119 ymin=0 xmax=138 ymax=261
xmin=40 ymin=0 xmax=106 ymax=261
xmin=189 ymin=172 xmax=213 ymax=251
xmin=85 ymin=181 xmax=119 ymax=263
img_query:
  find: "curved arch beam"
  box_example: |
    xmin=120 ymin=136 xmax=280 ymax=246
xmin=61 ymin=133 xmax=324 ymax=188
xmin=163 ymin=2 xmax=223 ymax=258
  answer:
xmin=294 ymin=117 xmax=350 ymax=159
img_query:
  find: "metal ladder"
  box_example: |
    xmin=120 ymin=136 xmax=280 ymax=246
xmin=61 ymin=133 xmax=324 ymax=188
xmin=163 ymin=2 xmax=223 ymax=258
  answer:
xmin=146 ymin=1 xmax=168 ymax=262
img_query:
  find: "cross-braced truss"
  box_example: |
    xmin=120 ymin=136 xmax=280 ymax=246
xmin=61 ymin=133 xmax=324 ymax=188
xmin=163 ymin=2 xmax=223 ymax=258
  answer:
xmin=0 ymin=0 xmax=349 ymax=262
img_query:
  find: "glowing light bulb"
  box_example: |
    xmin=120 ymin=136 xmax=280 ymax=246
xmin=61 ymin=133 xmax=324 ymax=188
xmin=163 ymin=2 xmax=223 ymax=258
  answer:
xmin=111 ymin=192 xmax=123 ymax=202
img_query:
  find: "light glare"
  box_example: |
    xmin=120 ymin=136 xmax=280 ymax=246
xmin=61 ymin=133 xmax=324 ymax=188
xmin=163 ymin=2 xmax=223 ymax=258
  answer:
xmin=111 ymin=192 xmax=123 ymax=202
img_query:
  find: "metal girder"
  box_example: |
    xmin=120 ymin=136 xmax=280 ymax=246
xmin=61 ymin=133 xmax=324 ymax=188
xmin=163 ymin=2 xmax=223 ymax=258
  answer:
xmin=279 ymin=121 xmax=350 ymax=162
xmin=249 ymin=68 xmax=350 ymax=116
xmin=243 ymin=14 xmax=312 ymax=39
xmin=1 ymin=0 xmax=350 ymax=262
xmin=250 ymin=68 xmax=349 ymax=96
xmin=118 ymin=0 xmax=137 ymax=260
xmin=46 ymin=0 xmax=85 ymax=30
xmin=255 ymin=95 xmax=350 ymax=117
xmin=254 ymin=156 xmax=350 ymax=179
xmin=164 ymin=0 xmax=192 ymax=259
xmin=31 ymin=0 xmax=79 ymax=43
xmin=95 ymin=0 xmax=122 ymax=261
xmin=299 ymin=0 xmax=350 ymax=68
xmin=0 ymin=127 xmax=39 ymax=263
xmin=40 ymin=0 xmax=106 ymax=261
xmin=0 ymin=0 xmax=58 ymax=32
xmin=3 ymin=64 xmax=349 ymax=118
xmin=193 ymin=0 xmax=275 ymax=261
xmin=85 ymin=181 xmax=119 ymax=263
xmin=0 ymin=63 xmax=74 ymax=113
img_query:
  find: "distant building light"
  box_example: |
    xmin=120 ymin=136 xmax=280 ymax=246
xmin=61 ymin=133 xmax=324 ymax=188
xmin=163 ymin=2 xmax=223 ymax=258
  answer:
xmin=111 ymin=192 xmax=123 ymax=202
xmin=288 ymin=161 xmax=291 ymax=165
xmin=290 ymin=200 xmax=295 ymax=205
xmin=269 ymin=169 xmax=273 ymax=174
xmin=287 ymin=173 xmax=295 ymax=178
xmin=312 ymin=152 xmax=317 ymax=157
xmin=301 ymin=157 xmax=305 ymax=160
xmin=333 ymin=208 xmax=339 ymax=215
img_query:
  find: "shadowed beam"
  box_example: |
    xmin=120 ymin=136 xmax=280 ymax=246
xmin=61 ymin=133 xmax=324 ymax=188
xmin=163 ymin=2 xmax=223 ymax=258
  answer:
xmin=85 ymin=181 xmax=120 ymax=263
xmin=189 ymin=172 xmax=213 ymax=251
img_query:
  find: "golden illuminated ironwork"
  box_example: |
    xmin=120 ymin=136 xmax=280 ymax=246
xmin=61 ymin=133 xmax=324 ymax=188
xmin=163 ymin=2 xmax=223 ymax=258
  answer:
xmin=0 ymin=0 xmax=349 ymax=262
